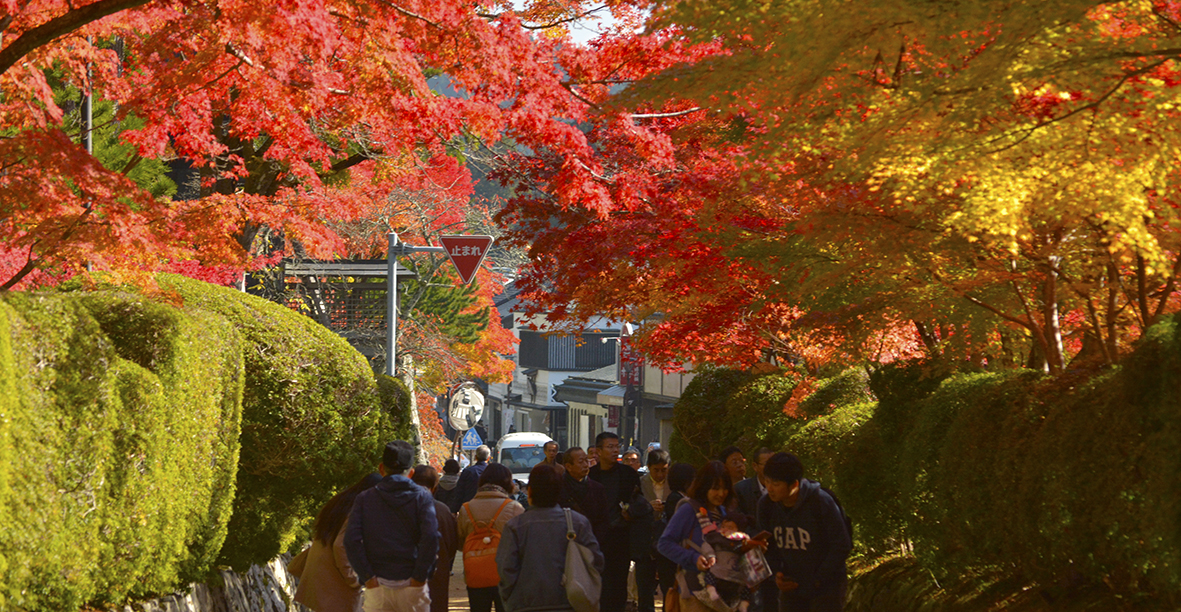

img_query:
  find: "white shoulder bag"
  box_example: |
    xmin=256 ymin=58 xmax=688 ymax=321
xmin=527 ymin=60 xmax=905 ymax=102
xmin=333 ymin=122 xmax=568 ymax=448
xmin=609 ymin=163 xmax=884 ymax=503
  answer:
xmin=562 ymin=508 xmax=601 ymax=612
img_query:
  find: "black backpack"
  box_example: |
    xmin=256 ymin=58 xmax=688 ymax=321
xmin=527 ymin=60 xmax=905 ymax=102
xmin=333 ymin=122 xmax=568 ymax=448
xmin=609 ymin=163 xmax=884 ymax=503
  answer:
xmin=811 ymin=483 xmax=854 ymax=541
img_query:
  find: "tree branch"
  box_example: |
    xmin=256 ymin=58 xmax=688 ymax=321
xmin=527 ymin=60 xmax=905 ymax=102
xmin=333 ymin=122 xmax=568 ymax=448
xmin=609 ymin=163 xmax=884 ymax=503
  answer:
xmin=983 ymin=58 xmax=1172 ymax=154
xmin=225 ymin=42 xmax=255 ymax=67
xmin=376 ymin=0 xmax=441 ymax=28
xmin=1150 ymin=251 xmax=1181 ymax=325
xmin=561 ymin=81 xmax=599 ymax=109
xmin=520 ymin=6 xmax=608 ymax=31
xmin=327 ymin=151 xmax=377 ymax=174
xmin=630 ymin=107 xmax=704 ymax=119
xmin=0 ymin=243 xmax=39 ymax=291
xmin=962 ymin=293 xmax=1034 ymax=329
xmin=0 ymin=0 xmax=152 ymax=77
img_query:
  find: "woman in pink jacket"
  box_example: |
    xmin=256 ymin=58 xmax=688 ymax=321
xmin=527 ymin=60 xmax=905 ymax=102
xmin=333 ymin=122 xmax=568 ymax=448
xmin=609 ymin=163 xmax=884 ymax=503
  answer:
xmin=290 ymin=472 xmax=383 ymax=612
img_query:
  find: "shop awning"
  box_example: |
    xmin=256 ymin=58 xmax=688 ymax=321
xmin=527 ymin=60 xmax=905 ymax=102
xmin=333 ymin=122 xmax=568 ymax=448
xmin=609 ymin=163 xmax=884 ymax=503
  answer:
xmin=596 ymin=385 xmax=626 ymax=407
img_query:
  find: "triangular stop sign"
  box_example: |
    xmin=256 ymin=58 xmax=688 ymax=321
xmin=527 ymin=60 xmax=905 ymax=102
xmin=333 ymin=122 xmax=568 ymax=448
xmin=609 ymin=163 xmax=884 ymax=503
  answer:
xmin=439 ymin=235 xmax=494 ymax=284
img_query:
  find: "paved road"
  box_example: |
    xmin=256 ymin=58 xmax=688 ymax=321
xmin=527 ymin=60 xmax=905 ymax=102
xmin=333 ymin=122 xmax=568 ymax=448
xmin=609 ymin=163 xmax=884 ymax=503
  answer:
xmin=442 ymin=556 xmax=663 ymax=612
xmin=444 ymin=553 xmax=469 ymax=611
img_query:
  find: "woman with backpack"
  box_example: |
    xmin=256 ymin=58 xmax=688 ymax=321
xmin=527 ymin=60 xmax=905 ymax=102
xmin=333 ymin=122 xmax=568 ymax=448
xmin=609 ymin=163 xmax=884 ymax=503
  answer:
xmin=496 ymin=463 xmax=604 ymax=612
xmin=289 ymin=472 xmax=383 ymax=612
xmin=458 ymin=462 xmax=524 ymax=612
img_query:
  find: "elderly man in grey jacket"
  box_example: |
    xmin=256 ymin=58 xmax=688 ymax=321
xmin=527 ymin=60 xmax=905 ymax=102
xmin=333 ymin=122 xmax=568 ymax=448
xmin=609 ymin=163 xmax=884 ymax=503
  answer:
xmin=497 ymin=463 xmax=603 ymax=611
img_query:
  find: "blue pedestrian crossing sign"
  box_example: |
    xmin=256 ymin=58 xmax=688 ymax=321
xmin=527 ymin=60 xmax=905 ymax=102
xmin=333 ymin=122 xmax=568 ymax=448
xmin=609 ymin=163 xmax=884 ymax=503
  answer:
xmin=461 ymin=429 xmax=483 ymax=450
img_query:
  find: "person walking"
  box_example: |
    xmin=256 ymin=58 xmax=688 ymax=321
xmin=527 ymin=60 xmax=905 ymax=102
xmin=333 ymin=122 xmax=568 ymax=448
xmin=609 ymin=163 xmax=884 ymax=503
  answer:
xmin=622 ymin=447 xmax=643 ymax=472
xmin=734 ymin=448 xmax=776 ymax=612
xmin=542 ymin=441 xmax=560 ymax=466
xmin=734 ymin=448 xmax=773 ymax=518
xmin=290 ymin=472 xmax=382 ymax=612
xmin=458 ymin=463 xmax=525 ymax=612
xmin=435 ymin=459 xmax=463 ymax=513
xmin=496 ymin=463 xmax=604 ymax=612
xmin=635 ymin=448 xmax=672 ymax=612
xmin=558 ymin=446 xmax=610 ymax=543
xmin=344 ymin=441 xmax=439 ymax=612
xmin=412 ymin=465 xmax=460 ymax=612
xmin=456 ymin=445 xmax=492 ymax=507
xmin=658 ymin=461 xmax=768 ymax=612
xmin=664 ymin=463 xmax=696 ymax=520
xmin=588 ymin=432 xmax=643 ymax=612
xmin=757 ymin=453 xmax=852 ymax=612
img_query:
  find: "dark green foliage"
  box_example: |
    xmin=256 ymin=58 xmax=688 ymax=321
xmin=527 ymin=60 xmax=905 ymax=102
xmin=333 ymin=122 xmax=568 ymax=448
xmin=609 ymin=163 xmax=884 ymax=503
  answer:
xmin=403 ymin=277 xmax=489 ymax=344
xmin=797 ymin=368 xmax=873 ymax=417
xmin=726 ymin=371 xmax=806 ymax=455
xmin=158 ymin=274 xmax=390 ymax=570
xmin=0 ymin=291 xmax=242 ymax=610
xmin=786 ymin=401 xmax=898 ymax=552
xmin=791 ymin=319 xmax=1181 ymax=602
xmin=48 ymin=69 xmax=177 ymax=200
xmin=377 ymin=374 xmax=416 ymax=444
xmin=867 ymin=359 xmax=954 ymax=437
xmin=670 ymin=367 xmax=755 ymax=465
xmin=670 ymin=367 xmax=802 ymax=466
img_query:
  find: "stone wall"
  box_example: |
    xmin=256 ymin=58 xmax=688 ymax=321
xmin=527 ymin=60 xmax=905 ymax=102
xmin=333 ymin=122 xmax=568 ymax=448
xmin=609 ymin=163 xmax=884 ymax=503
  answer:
xmin=119 ymin=555 xmax=307 ymax=612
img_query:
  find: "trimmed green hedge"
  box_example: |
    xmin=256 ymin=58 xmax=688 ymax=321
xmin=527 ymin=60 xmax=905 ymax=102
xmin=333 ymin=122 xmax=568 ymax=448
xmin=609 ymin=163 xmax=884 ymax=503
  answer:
xmin=0 ymin=278 xmax=417 ymax=610
xmin=670 ymin=367 xmax=803 ymax=466
xmin=0 ymin=292 xmax=243 ymax=610
xmin=791 ymin=320 xmax=1181 ymax=603
xmin=675 ymin=322 xmax=1181 ymax=603
xmin=157 ymin=274 xmax=403 ymax=570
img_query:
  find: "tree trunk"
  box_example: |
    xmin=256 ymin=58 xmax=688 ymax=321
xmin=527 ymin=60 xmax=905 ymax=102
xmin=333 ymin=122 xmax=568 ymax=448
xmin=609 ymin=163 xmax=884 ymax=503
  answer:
xmin=913 ymin=320 xmax=940 ymax=355
xmin=1105 ymin=261 xmax=1120 ymax=360
xmin=1042 ymin=257 xmax=1066 ymax=373
xmin=1026 ymin=337 xmax=1048 ymax=373
xmin=1136 ymin=255 xmax=1151 ymax=328
xmin=401 ymin=352 xmax=429 ymax=465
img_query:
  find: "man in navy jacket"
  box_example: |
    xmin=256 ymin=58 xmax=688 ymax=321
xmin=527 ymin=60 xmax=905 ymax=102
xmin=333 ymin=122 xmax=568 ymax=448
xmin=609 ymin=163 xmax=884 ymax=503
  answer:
xmin=756 ymin=453 xmax=852 ymax=612
xmin=454 ymin=444 xmax=490 ymax=506
xmin=345 ymin=440 xmax=439 ymax=612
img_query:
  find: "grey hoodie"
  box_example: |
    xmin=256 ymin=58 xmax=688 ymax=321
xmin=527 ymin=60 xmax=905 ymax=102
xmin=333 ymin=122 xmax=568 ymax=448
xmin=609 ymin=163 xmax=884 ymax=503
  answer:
xmin=435 ymin=473 xmax=462 ymax=513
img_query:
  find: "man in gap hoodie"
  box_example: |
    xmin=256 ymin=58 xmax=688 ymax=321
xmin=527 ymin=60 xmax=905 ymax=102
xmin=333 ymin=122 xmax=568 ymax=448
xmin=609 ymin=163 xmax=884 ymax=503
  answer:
xmin=346 ymin=440 xmax=440 ymax=612
xmin=756 ymin=453 xmax=851 ymax=612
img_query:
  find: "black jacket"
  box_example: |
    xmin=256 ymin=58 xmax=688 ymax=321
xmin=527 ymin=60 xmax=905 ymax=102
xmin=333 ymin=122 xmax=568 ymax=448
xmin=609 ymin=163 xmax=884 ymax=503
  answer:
xmin=588 ymin=462 xmax=642 ymax=529
xmin=734 ymin=476 xmax=763 ymax=518
xmin=559 ymin=474 xmax=611 ymax=544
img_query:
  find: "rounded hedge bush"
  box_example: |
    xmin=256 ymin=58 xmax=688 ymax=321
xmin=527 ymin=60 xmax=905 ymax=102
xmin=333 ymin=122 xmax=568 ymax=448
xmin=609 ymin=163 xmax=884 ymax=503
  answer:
xmin=0 ymin=291 xmax=243 ymax=610
xmin=0 ymin=278 xmax=418 ymax=609
xmin=158 ymin=274 xmax=404 ymax=570
xmin=670 ymin=366 xmax=802 ymax=468
xmin=795 ymin=319 xmax=1181 ymax=604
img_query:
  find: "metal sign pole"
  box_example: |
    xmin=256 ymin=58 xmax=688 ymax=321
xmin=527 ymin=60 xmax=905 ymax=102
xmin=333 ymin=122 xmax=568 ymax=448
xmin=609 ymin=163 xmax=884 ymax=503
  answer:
xmin=386 ymin=232 xmax=446 ymax=376
xmin=386 ymin=232 xmax=398 ymax=377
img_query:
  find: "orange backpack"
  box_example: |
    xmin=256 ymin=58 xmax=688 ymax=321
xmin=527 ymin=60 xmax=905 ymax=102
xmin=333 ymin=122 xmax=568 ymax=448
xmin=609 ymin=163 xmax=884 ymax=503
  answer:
xmin=462 ymin=498 xmax=512 ymax=588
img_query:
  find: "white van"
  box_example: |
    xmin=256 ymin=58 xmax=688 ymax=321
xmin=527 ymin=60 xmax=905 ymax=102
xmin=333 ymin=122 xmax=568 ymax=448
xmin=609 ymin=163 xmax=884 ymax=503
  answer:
xmin=495 ymin=432 xmax=554 ymax=485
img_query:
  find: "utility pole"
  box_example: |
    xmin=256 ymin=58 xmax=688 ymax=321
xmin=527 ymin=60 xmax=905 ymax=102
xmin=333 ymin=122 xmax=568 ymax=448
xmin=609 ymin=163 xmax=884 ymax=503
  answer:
xmin=386 ymin=232 xmax=445 ymax=464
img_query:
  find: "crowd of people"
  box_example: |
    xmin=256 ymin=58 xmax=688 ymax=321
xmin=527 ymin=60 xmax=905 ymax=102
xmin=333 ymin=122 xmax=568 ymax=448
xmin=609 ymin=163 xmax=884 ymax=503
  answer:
xmin=288 ymin=433 xmax=853 ymax=612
